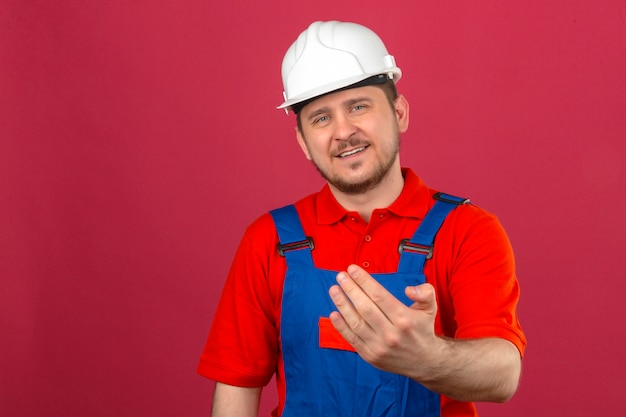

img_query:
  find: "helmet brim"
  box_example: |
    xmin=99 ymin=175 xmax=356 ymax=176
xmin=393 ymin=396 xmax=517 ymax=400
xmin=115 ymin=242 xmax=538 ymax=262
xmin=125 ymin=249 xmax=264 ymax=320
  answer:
xmin=277 ymin=69 xmax=401 ymax=112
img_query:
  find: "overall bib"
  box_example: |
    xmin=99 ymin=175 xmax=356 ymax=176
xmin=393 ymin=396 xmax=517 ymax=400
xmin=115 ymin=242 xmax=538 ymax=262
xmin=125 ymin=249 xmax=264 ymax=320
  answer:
xmin=270 ymin=193 xmax=467 ymax=417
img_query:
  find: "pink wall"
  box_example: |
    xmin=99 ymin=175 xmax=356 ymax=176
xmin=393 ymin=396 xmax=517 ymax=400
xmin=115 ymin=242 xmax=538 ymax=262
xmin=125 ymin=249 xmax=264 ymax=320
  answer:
xmin=1 ymin=1 xmax=625 ymax=415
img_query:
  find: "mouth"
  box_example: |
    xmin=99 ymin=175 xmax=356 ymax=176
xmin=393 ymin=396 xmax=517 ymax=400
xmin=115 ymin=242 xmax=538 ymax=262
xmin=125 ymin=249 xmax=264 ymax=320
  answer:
xmin=337 ymin=146 xmax=368 ymax=158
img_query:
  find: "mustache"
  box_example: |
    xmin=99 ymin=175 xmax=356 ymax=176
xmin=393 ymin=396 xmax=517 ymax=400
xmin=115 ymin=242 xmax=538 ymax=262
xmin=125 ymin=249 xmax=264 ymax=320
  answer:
xmin=335 ymin=137 xmax=369 ymax=152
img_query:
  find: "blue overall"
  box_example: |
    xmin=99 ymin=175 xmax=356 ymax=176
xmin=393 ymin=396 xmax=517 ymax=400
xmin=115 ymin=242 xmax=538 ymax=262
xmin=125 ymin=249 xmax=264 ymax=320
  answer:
xmin=270 ymin=193 xmax=467 ymax=417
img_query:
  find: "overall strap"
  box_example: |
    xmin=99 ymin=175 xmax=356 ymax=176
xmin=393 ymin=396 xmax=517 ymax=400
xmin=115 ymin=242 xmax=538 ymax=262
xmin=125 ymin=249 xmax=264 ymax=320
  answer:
xmin=269 ymin=205 xmax=314 ymax=266
xmin=397 ymin=193 xmax=469 ymax=274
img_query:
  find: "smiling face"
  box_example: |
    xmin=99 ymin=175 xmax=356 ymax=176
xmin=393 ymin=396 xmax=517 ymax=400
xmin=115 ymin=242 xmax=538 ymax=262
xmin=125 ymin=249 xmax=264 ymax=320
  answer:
xmin=296 ymin=85 xmax=409 ymax=196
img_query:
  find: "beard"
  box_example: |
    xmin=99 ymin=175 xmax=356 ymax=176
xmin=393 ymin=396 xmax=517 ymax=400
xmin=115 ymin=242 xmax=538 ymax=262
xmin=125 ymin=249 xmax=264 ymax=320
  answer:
xmin=308 ymin=134 xmax=401 ymax=195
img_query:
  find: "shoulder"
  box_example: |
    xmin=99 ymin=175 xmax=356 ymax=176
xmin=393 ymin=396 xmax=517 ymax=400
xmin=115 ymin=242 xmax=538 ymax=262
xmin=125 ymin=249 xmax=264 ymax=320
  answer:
xmin=436 ymin=195 xmax=507 ymax=239
xmin=239 ymin=191 xmax=319 ymax=252
xmin=244 ymin=211 xmax=278 ymax=241
xmin=433 ymin=197 xmax=514 ymax=269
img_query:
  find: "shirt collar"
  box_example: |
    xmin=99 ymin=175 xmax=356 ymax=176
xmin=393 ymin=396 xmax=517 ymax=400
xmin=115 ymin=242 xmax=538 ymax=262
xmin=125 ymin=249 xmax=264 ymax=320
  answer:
xmin=315 ymin=168 xmax=433 ymax=225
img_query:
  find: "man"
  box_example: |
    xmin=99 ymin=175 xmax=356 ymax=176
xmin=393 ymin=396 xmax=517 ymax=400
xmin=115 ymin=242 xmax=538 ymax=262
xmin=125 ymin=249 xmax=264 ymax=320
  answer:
xmin=198 ymin=21 xmax=526 ymax=416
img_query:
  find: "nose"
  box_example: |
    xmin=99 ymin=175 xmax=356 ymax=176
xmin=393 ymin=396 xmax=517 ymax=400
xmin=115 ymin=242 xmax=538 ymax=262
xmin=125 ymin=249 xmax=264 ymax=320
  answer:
xmin=332 ymin=113 xmax=358 ymax=142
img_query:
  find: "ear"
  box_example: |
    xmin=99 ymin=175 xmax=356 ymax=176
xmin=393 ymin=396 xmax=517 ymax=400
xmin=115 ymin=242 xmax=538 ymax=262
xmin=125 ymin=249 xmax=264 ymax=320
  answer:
xmin=295 ymin=127 xmax=312 ymax=160
xmin=394 ymin=95 xmax=410 ymax=133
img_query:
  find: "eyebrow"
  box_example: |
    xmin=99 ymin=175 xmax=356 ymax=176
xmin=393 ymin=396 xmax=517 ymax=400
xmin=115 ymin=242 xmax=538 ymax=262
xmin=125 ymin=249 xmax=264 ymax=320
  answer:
xmin=305 ymin=96 xmax=373 ymax=123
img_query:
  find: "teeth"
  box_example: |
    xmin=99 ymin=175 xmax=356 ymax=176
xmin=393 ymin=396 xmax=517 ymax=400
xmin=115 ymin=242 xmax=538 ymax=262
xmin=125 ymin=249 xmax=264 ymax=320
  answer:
xmin=339 ymin=147 xmax=366 ymax=158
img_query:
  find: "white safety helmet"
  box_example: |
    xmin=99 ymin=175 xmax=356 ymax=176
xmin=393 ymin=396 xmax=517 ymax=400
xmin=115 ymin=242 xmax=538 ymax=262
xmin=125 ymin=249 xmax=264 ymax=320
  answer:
xmin=278 ymin=21 xmax=402 ymax=113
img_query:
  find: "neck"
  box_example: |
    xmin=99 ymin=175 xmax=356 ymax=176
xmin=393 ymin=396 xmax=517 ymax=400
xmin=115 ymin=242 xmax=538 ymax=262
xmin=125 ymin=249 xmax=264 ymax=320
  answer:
xmin=330 ymin=163 xmax=404 ymax=223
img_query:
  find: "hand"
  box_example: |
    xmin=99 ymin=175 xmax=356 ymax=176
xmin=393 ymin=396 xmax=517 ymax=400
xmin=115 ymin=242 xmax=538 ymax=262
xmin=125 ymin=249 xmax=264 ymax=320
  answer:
xmin=328 ymin=264 xmax=443 ymax=378
xmin=328 ymin=264 xmax=523 ymax=402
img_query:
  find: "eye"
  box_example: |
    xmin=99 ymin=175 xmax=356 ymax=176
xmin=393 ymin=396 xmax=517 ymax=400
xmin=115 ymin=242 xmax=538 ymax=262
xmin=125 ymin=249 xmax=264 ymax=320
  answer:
xmin=313 ymin=115 xmax=329 ymax=125
xmin=351 ymin=104 xmax=367 ymax=112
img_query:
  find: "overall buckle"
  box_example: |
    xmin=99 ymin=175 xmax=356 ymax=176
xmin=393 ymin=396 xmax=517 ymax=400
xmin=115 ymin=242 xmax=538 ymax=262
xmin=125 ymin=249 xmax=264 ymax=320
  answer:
xmin=398 ymin=239 xmax=433 ymax=259
xmin=278 ymin=237 xmax=314 ymax=257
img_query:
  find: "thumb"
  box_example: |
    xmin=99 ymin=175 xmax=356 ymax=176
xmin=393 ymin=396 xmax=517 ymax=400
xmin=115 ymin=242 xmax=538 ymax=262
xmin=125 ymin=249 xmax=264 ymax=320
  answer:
xmin=405 ymin=283 xmax=438 ymax=315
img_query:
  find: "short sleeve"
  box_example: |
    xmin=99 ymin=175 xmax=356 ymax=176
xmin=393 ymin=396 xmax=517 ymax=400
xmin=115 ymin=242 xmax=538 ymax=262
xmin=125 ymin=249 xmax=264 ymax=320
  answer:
xmin=432 ymin=204 xmax=527 ymax=357
xmin=197 ymin=214 xmax=282 ymax=387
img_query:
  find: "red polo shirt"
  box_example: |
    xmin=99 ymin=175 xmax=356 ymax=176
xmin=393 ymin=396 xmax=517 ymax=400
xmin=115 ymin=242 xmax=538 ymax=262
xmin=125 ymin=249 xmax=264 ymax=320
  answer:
xmin=198 ymin=168 xmax=526 ymax=417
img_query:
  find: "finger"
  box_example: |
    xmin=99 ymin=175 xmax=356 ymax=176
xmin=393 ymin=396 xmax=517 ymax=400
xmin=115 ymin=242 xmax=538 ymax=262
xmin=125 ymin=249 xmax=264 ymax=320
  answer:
xmin=341 ymin=265 xmax=407 ymax=325
xmin=405 ymin=283 xmax=438 ymax=316
xmin=328 ymin=284 xmax=373 ymax=351
xmin=329 ymin=279 xmax=375 ymax=336
xmin=327 ymin=310 xmax=366 ymax=350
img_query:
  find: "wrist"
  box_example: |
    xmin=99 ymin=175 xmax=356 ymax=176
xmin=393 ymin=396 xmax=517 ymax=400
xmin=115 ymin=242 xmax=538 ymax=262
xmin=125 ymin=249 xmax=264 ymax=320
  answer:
xmin=411 ymin=335 xmax=453 ymax=384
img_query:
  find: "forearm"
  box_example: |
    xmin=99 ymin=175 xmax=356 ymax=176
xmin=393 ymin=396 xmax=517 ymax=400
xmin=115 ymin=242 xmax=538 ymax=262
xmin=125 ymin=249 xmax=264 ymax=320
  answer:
xmin=415 ymin=337 xmax=521 ymax=403
xmin=211 ymin=382 xmax=262 ymax=417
